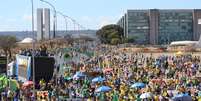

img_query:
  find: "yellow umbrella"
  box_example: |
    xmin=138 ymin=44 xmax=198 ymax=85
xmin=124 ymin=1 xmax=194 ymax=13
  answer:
xmin=176 ymin=51 xmax=183 ymax=56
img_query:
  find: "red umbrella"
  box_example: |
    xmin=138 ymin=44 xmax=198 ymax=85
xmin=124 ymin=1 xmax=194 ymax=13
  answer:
xmin=103 ymin=68 xmax=113 ymax=73
xmin=151 ymin=79 xmax=163 ymax=83
xmin=23 ymin=81 xmax=33 ymax=87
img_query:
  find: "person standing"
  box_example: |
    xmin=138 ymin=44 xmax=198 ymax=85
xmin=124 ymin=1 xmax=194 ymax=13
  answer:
xmin=7 ymin=88 xmax=14 ymax=101
xmin=112 ymin=90 xmax=119 ymax=101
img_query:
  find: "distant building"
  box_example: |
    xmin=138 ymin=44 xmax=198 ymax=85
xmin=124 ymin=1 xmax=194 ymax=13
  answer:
xmin=117 ymin=9 xmax=201 ymax=45
xmin=44 ymin=8 xmax=50 ymax=40
xmin=37 ymin=8 xmax=50 ymax=41
xmin=37 ymin=8 xmax=43 ymax=41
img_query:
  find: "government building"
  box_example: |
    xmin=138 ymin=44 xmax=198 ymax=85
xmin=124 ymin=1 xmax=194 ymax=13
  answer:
xmin=117 ymin=9 xmax=201 ymax=45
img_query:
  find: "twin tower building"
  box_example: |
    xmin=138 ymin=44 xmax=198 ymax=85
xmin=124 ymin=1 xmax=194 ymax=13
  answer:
xmin=37 ymin=8 xmax=51 ymax=41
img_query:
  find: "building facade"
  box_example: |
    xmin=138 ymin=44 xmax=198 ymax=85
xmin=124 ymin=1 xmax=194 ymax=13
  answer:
xmin=117 ymin=9 xmax=201 ymax=45
xmin=37 ymin=8 xmax=51 ymax=41
xmin=37 ymin=8 xmax=43 ymax=41
xmin=44 ymin=8 xmax=50 ymax=40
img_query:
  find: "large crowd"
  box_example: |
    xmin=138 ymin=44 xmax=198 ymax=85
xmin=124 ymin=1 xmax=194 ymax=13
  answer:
xmin=1 ymin=44 xmax=201 ymax=101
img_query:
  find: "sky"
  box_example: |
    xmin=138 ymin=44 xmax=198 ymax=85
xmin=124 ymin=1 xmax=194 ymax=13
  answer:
xmin=0 ymin=0 xmax=201 ymax=31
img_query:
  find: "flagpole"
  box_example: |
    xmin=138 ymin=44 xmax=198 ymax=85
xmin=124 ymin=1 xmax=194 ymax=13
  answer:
xmin=31 ymin=0 xmax=36 ymax=99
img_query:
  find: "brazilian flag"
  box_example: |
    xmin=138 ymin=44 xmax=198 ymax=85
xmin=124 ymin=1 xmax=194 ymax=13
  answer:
xmin=64 ymin=53 xmax=72 ymax=61
xmin=0 ymin=75 xmax=8 ymax=91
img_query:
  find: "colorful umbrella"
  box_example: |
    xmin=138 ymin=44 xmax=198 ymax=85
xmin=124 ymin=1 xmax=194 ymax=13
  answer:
xmin=172 ymin=93 xmax=192 ymax=101
xmin=176 ymin=51 xmax=183 ymax=56
xmin=131 ymin=82 xmax=146 ymax=89
xmin=73 ymin=72 xmax=86 ymax=80
xmin=140 ymin=92 xmax=153 ymax=99
xmin=64 ymin=76 xmax=72 ymax=81
xmin=103 ymin=68 xmax=113 ymax=73
xmin=95 ymin=86 xmax=112 ymax=92
xmin=92 ymin=76 xmax=105 ymax=83
xmin=23 ymin=81 xmax=33 ymax=87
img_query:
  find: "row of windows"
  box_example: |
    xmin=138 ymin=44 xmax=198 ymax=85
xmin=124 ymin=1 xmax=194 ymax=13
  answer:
xmin=128 ymin=30 xmax=149 ymax=33
xmin=159 ymin=19 xmax=192 ymax=23
xmin=159 ymin=16 xmax=192 ymax=19
xmin=159 ymin=26 xmax=192 ymax=30
xmin=159 ymin=22 xmax=192 ymax=26
xmin=159 ymin=12 xmax=192 ymax=16
xmin=128 ymin=13 xmax=148 ymax=17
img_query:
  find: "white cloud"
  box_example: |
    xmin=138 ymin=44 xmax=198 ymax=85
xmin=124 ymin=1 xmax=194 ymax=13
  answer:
xmin=98 ymin=16 xmax=117 ymax=28
xmin=22 ymin=14 xmax=37 ymax=30
xmin=23 ymin=14 xmax=32 ymax=22
xmin=55 ymin=15 xmax=122 ymax=30
xmin=77 ymin=15 xmax=120 ymax=29
xmin=7 ymin=18 xmax=17 ymax=22
xmin=80 ymin=16 xmax=93 ymax=23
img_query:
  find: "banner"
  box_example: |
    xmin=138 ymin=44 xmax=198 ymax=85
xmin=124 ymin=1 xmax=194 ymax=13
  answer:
xmin=16 ymin=55 xmax=31 ymax=82
xmin=0 ymin=57 xmax=7 ymax=74
xmin=0 ymin=75 xmax=8 ymax=91
xmin=16 ymin=55 xmax=55 ymax=83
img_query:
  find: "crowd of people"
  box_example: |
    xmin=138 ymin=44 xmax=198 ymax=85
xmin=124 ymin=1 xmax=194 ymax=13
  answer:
xmin=2 ymin=44 xmax=201 ymax=101
xmin=19 ymin=45 xmax=55 ymax=57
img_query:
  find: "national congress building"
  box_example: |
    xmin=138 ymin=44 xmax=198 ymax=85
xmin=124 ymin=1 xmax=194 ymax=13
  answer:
xmin=117 ymin=9 xmax=201 ymax=45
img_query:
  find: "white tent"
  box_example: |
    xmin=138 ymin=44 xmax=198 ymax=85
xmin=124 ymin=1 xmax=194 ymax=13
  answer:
xmin=170 ymin=41 xmax=198 ymax=46
xmin=19 ymin=37 xmax=35 ymax=44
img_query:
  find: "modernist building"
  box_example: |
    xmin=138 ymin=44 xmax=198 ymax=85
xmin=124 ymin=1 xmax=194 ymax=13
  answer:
xmin=117 ymin=9 xmax=201 ymax=45
xmin=44 ymin=8 xmax=50 ymax=40
xmin=37 ymin=8 xmax=50 ymax=41
xmin=37 ymin=8 xmax=43 ymax=41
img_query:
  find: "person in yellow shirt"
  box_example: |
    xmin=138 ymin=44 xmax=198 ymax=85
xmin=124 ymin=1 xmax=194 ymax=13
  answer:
xmin=198 ymin=97 xmax=201 ymax=101
xmin=87 ymin=98 xmax=92 ymax=101
xmin=128 ymin=91 xmax=135 ymax=100
xmin=154 ymin=95 xmax=159 ymax=101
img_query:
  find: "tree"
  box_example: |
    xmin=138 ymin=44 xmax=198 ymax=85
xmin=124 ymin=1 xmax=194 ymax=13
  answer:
xmin=110 ymin=38 xmax=121 ymax=45
xmin=96 ymin=24 xmax=124 ymax=45
xmin=124 ymin=36 xmax=137 ymax=43
xmin=0 ymin=35 xmax=17 ymax=58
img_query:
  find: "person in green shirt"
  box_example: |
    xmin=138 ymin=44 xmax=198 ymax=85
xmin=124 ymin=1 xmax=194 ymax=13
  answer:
xmin=112 ymin=90 xmax=119 ymax=101
xmin=98 ymin=92 xmax=106 ymax=101
xmin=136 ymin=94 xmax=141 ymax=101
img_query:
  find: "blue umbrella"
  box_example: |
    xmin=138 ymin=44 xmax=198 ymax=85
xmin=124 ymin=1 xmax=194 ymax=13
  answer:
xmin=172 ymin=93 xmax=192 ymax=101
xmin=95 ymin=86 xmax=112 ymax=92
xmin=73 ymin=72 xmax=86 ymax=80
xmin=131 ymin=82 xmax=145 ymax=88
xmin=92 ymin=76 xmax=105 ymax=83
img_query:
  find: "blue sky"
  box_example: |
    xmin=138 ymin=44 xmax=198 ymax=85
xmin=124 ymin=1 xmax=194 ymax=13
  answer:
xmin=0 ymin=0 xmax=201 ymax=31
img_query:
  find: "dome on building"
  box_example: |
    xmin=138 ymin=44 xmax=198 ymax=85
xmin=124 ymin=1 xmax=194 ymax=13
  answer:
xmin=19 ymin=37 xmax=35 ymax=43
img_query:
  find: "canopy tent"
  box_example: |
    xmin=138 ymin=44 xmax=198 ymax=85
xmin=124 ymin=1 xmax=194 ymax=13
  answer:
xmin=170 ymin=41 xmax=197 ymax=46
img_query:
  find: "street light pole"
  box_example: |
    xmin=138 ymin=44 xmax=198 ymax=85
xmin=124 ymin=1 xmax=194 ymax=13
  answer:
xmin=31 ymin=0 xmax=36 ymax=100
xmin=40 ymin=0 xmax=57 ymax=39
xmin=56 ymin=11 xmax=86 ymax=31
xmin=64 ymin=18 xmax=68 ymax=34
xmin=56 ymin=12 xmax=68 ymax=34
